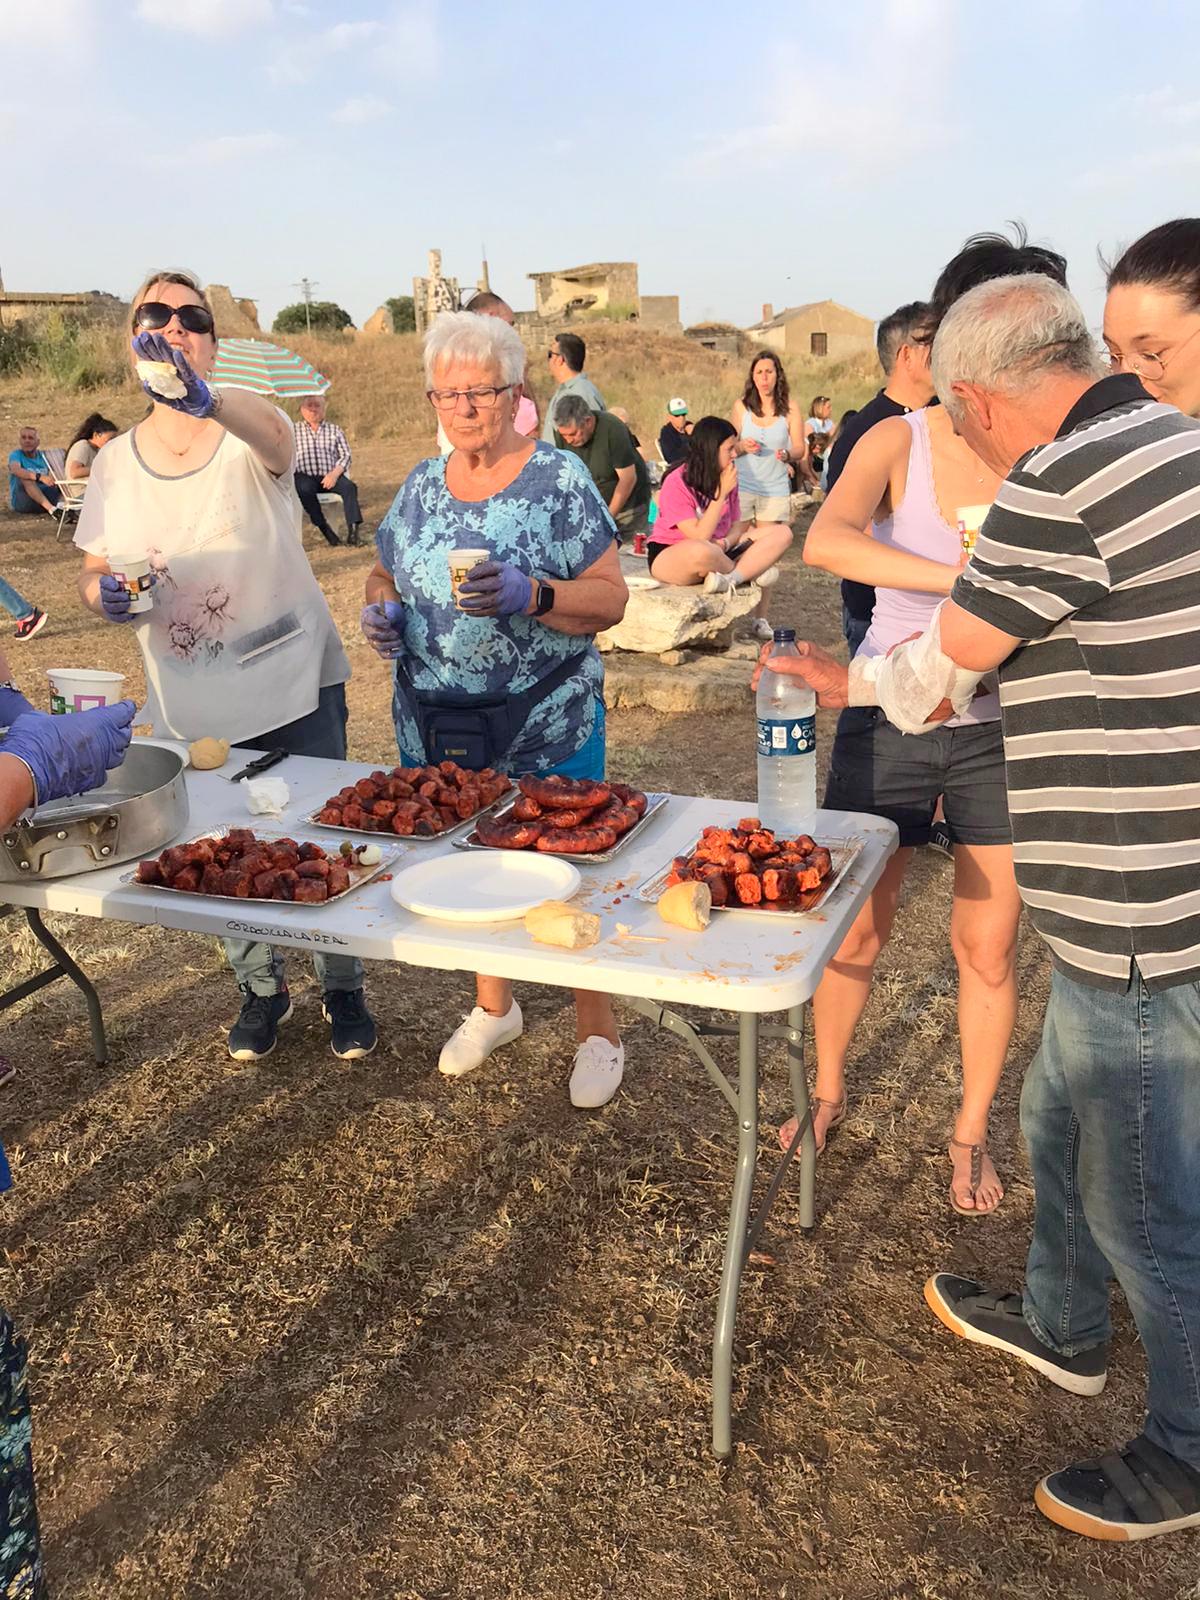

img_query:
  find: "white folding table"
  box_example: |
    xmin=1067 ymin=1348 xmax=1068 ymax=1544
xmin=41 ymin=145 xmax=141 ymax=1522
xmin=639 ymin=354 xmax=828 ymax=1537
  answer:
xmin=0 ymin=753 xmax=898 ymax=1454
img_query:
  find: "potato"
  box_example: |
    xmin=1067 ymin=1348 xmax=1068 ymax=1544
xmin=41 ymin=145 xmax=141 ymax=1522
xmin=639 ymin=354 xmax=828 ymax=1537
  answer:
xmin=189 ymin=736 xmax=230 ymax=770
xmin=524 ymin=899 xmax=600 ymax=950
xmin=657 ymin=880 xmax=712 ymax=932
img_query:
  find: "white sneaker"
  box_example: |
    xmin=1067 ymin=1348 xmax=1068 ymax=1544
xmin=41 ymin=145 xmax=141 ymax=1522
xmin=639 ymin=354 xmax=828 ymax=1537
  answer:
xmin=748 ymin=617 xmax=774 ymax=642
xmin=569 ymin=1036 xmax=625 ymax=1108
xmin=438 ymin=1002 xmax=523 ymax=1077
xmin=753 ymin=565 xmax=781 ymax=589
xmin=703 ymin=569 xmax=738 ymax=595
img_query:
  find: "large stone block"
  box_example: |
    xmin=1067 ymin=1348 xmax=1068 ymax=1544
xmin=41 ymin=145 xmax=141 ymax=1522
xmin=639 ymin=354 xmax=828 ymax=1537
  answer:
xmin=603 ymin=652 xmax=754 ymax=715
xmin=600 ymin=571 xmax=760 ymax=655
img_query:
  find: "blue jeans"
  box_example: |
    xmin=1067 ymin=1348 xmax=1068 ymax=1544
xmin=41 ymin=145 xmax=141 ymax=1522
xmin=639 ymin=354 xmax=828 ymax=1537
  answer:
xmin=0 ymin=575 xmax=33 ymax=621
xmin=1021 ymin=967 xmax=1200 ymax=1466
xmin=842 ymin=606 xmax=870 ymax=656
xmin=221 ymin=682 xmax=365 ymax=997
xmin=10 ymin=482 xmax=60 ymax=516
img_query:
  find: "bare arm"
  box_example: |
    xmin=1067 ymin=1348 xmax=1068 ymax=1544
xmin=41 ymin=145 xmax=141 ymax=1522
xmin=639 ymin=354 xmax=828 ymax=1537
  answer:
xmin=532 ymin=540 xmax=627 ymax=636
xmin=10 ymin=460 xmax=45 ymax=484
xmin=787 ymin=403 xmax=805 ymax=463
xmin=78 ymin=549 xmax=113 ymax=615
xmin=67 ymin=457 xmax=89 ymax=480
xmin=211 ymin=389 xmax=293 ymax=476
xmin=0 ymin=754 xmax=35 ymax=828
xmin=364 ymin=558 xmax=399 ymax=608
xmin=938 ymin=599 xmax=1022 ymax=671
xmin=802 ymin=418 xmax=963 ymax=595
xmin=608 ymin=463 xmax=636 ymax=517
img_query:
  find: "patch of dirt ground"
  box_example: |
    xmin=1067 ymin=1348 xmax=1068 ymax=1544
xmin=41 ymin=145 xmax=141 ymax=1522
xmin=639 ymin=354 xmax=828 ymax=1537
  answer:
xmin=0 ymin=459 xmax=1189 ymax=1598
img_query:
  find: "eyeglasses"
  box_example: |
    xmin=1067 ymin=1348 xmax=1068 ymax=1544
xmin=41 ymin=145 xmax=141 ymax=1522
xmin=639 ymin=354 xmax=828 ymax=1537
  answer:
xmin=1110 ymin=322 xmax=1200 ymax=383
xmin=546 ymin=348 xmax=560 ymax=360
xmin=134 ymin=301 xmax=215 ymax=336
xmin=426 ymin=385 xmax=513 ymax=412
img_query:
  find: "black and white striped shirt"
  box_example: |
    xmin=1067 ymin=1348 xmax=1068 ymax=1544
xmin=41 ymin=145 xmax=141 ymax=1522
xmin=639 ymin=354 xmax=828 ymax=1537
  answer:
xmin=955 ymin=373 xmax=1200 ymax=992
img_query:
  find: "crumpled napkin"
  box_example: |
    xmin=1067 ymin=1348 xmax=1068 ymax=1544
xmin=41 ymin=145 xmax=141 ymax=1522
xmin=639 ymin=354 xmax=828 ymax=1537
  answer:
xmin=241 ymin=775 xmax=290 ymax=816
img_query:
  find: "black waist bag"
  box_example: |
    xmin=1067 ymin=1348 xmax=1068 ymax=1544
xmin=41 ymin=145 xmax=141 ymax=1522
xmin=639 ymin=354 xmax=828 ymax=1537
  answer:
xmin=395 ymin=654 xmax=580 ymax=769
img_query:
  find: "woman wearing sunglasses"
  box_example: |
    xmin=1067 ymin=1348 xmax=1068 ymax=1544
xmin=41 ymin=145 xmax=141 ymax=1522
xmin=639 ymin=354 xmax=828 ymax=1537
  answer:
xmin=73 ymin=270 xmax=375 ymax=1066
xmin=1104 ymin=217 xmax=1200 ymax=418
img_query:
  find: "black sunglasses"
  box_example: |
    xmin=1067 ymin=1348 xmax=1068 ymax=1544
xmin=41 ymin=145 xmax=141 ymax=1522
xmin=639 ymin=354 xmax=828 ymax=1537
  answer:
xmin=135 ymin=301 xmax=215 ymax=336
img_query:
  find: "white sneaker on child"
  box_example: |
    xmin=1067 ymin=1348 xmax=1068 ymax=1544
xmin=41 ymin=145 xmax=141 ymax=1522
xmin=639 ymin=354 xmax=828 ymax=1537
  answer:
xmin=753 ymin=565 xmax=781 ymax=589
xmin=749 ymin=617 xmax=774 ymax=642
xmin=569 ymin=1036 xmax=625 ymax=1108
xmin=438 ymin=1002 xmax=523 ymax=1077
xmin=703 ymin=569 xmax=737 ymax=595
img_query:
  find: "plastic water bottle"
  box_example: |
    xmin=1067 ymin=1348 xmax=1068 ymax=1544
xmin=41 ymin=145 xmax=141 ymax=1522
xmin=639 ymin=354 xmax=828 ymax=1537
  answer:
xmin=756 ymin=628 xmax=817 ymax=835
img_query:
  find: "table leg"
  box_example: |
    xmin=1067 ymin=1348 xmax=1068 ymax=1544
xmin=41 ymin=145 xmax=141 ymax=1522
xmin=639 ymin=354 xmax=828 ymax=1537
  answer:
xmin=788 ymin=1003 xmax=815 ymax=1231
xmin=711 ymin=1011 xmax=759 ymax=1459
xmin=0 ymin=910 xmax=108 ymax=1065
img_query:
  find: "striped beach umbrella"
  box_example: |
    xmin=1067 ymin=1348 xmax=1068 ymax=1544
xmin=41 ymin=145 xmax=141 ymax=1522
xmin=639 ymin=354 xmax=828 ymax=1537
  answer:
xmin=210 ymin=338 xmax=330 ymax=397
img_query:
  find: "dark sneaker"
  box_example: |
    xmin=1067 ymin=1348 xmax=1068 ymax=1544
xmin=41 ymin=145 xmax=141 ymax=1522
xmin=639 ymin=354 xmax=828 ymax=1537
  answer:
xmin=322 ymin=988 xmax=377 ymax=1059
xmin=227 ymin=986 xmax=293 ymax=1061
xmin=928 ymin=820 xmax=953 ymax=856
xmin=14 ymin=608 xmax=47 ymax=641
xmin=924 ymin=1273 xmax=1107 ymax=1396
xmin=1036 ymin=1434 xmax=1200 ymax=1541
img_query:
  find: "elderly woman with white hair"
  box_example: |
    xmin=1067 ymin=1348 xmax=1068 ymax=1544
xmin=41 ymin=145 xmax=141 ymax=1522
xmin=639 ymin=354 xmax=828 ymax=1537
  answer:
xmin=362 ymin=311 xmax=630 ymax=1106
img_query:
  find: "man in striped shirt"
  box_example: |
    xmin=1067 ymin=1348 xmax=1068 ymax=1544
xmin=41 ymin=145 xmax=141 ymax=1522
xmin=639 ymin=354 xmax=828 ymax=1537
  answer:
xmin=293 ymin=395 xmax=364 ymax=547
xmin=769 ymin=273 xmax=1200 ymax=1541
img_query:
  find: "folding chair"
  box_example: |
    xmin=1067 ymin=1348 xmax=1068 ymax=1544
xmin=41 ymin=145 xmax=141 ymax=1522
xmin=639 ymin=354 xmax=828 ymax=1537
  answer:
xmin=42 ymin=450 xmax=85 ymax=541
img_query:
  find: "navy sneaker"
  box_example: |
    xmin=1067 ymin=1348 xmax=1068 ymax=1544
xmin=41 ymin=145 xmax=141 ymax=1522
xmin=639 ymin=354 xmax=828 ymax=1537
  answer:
xmin=322 ymin=988 xmax=377 ymax=1059
xmin=1036 ymin=1434 xmax=1200 ymax=1541
xmin=228 ymin=986 xmax=293 ymax=1061
xmin=924 ymin=1273 xmax=1107 ymax=1396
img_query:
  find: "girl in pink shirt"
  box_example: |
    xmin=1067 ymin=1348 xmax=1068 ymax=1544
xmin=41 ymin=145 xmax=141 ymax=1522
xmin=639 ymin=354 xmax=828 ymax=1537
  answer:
xmin=647 ymin=417 xmax=791 ymax=617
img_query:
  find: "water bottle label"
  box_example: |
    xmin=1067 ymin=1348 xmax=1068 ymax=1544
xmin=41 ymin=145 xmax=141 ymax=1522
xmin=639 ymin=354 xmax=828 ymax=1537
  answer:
xmin=757 ymin=715 xmax=815 ymax=757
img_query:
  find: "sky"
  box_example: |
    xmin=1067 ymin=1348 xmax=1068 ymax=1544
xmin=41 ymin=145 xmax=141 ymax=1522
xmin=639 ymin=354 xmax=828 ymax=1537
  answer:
xmin=3 ymin=0 xmax=1199 ymax=333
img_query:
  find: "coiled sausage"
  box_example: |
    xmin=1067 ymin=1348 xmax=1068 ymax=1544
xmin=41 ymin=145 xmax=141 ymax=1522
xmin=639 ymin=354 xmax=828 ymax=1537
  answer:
xmin=475 ymin=816 xmax=544 ymax=849
xmin=517 ymin=774 xmax=611 ymax=811
xmin=535 ymin=825 xmax=617 ymax=855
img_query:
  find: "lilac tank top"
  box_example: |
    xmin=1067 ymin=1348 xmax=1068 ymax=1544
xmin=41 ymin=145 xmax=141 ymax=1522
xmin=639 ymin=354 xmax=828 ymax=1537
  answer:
xmin=858 ymin=410 xmax=999 ymax=726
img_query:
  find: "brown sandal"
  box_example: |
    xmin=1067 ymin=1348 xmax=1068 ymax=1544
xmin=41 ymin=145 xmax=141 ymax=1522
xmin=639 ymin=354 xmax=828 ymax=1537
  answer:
xmin=778 ymin=1095 xmax=847 ymax=1156
xmin=947 ymin=1136 xmax=1003 ymax=1216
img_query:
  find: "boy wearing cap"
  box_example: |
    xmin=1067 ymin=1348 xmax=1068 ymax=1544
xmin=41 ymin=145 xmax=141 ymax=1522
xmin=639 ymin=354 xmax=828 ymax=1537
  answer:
xmin=658 ymin=399 xmax=693 ymax=468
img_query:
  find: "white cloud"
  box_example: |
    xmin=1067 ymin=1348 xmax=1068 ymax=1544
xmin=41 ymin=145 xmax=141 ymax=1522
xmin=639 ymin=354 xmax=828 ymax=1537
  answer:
xmin=331 ymin=95 xmax=394 ymax=125
xmin=145 ymin=131 xmax=287 ymax=170
xmin=6 ymin=0 xmax=94 ymax=44
xmin=268 ymin=2 xmax=437 ymax=86
xmin=695 ymin=0 xmax=954 ymax=178
xmin=137 ymin=0 xmax=275 ymax=36
xmin=1126 ymin=86 xmax=1200 ymax=127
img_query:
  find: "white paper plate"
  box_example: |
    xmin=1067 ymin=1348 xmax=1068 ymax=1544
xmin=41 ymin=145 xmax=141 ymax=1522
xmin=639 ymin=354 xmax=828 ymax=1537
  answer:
xmin=389 ymin=851 xmax=580 ymax=923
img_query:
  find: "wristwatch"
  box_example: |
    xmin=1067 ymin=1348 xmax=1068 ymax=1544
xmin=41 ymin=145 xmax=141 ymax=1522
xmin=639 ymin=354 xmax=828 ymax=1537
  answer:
xmin=535 ymin=580 xmax=556 ymax=616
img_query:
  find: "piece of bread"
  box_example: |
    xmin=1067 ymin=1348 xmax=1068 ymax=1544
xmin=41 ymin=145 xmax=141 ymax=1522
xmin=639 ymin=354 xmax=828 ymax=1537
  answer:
xmin=136 ymin=358 xmax=188 ymax=400
xmin=188 ymin=736 xmax=230 ymax=770
xmin=524 ymin=899 xmax=600 ymax=950
xmin=657 ymin=880 xmax=712 ymax=931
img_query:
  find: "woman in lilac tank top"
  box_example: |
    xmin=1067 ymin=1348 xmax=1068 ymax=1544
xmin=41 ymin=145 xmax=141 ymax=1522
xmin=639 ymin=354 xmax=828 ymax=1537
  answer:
xmin=785 ymin=393 xmax=1018 ymax=1217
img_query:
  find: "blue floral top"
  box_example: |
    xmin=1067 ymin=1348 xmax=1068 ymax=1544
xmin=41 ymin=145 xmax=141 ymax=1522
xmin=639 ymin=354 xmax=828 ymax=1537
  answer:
xmin=376 ymin=443 xmax=617 ymax=772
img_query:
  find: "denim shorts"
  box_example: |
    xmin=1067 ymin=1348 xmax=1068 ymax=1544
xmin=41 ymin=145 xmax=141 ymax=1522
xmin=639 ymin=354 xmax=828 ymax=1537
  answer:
xmin=823 ymin=706 xmax=1011 ymax=847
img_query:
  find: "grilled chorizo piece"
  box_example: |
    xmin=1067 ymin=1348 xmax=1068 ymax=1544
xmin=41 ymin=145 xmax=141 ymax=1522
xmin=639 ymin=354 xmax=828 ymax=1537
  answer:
xmin=390 ymin=811 xmax=415 ymax=836
xmin=326 ymin=862 xmax=351 ymax=896
xmin=135 ymin=859 xmax=164 ymax=884
xmin=317 ymin=807 xmax=343 ymax=825
xmin=413 ymin=814 xmax=446 ymax=836
xmin=733 ymin=872 xmax=763 ymax=906
xmin=512 ymin=794 xmax=544 ymax=821
xmin=518 ymin=774 xmax=611 ymax=811
xmin=608 ymin=782 xmax=648 ymax=815
xmin=535 ymin=825 xmax=617 ymax=854
xmin=475 ymin=815 xmax=543 ymax=849
xmin=298 ymin=858 xmax=331 ymax=879
xmin=292 ymin=878 xmax=328 ymax=903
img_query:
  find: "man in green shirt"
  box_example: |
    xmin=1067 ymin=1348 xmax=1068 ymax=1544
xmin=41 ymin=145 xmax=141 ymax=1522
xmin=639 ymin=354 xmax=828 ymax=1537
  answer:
xmin=553 ymin=394 xmax=650 ymax=541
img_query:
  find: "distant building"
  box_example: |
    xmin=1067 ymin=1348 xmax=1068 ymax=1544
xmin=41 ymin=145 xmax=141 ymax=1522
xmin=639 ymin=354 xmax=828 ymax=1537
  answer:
xmin=744 ymin=299 xmax=875 ymax=361
xmin=522 ymin=262 xmax=681 ymax=334
xmin=685 ymin=322 xmax=745 ymax=357
xmin=0 ymin=277 xmax=124 ymax=330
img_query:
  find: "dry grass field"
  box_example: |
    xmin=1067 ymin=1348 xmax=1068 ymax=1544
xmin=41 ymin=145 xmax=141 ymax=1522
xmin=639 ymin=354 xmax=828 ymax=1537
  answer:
xmin=0 ymin=332 xmax=1191 ymax=1597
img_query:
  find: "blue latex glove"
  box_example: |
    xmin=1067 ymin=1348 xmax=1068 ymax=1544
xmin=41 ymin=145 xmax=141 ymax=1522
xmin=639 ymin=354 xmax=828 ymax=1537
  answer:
xmin=458 ymin=560 xmax=533 ymax=619
xmin=3 ymin=700 xmax=136 ymax=807
xmin=0 ymin=682 xmax=34 ymax=727
xmin=360 ymin=601 xmax=406 ymax=660
xmin=98 ymin=572 xmax=156 ymax=624
xmin=132 ymin=330 xmax=214 ymax=417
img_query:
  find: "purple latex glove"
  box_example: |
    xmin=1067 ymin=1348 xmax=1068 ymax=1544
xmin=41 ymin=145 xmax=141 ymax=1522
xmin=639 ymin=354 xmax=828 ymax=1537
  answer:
xmin=4 ymin=700 xmax=136 ymax=807
xmin=360 ymin=600 xmax=406 ymax=660
xmin=132 ymin=330 xmax=214 ymax=417
xmin=458 ymin=560 xmax=533 ymax=619
xmin=0 ymin=683 xmax=34 ymax=727
xmin=98 ymin=571 xmax=155 ymax=624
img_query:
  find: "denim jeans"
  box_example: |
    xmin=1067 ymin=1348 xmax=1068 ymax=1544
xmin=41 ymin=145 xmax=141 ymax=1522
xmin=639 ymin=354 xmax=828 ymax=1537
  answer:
xmin=1021 ymin=966 xmax=1200 ymax=1466
xmin=842 ymin=606 xmax=870 ymax=656
xmin=0 ymin=574 xmax=33 ymax=621
xmin=221 ymin=682 xmax=365 ymax=997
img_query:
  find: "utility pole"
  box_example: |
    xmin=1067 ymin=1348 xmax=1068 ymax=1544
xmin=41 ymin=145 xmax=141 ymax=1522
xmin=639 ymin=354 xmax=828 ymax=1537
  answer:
xmin=293 ymin=276 xmax=318 ymax=335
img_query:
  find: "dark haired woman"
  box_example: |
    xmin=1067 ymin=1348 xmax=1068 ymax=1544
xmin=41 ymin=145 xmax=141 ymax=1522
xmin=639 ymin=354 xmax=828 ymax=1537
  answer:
xmin=732 ymin=351 xmax=805 ymax=522
xmin=646 ymin=416 xmax=791 ymax=590
xmin=1104 ymin=217 xmax=1200 ymax=417
xmin=66 ymin=412 xmax=119 ymax=480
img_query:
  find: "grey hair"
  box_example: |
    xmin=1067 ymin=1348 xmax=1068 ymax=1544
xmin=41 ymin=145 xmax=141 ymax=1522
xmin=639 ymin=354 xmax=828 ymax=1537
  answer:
xmin=423 ymin=309 xmax=525 ymax=387
xmin=553 ymin=393 xmax=593 ymax=430
xmin=931 ymin=273 xmax=1107 ymax=418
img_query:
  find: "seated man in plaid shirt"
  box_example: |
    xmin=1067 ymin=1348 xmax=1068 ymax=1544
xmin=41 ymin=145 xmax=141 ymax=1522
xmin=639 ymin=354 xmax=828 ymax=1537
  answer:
xmin=292 ymin=395 xmax=364 ymax=547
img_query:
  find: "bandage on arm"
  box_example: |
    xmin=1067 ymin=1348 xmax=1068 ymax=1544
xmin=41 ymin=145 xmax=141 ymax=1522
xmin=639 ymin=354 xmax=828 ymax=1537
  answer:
xmin=847 ymin=603 xmax=987 ymax=734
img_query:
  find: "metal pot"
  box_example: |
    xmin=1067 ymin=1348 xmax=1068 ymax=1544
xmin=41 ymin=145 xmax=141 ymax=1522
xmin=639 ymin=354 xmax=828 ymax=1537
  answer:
xmin=0 ymin=743 xmax=189 ymax=882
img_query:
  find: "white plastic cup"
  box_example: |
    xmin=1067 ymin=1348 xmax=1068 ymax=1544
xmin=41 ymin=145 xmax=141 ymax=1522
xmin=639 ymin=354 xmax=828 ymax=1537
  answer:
xmin=110 ymin=554 xmax=156 ymax=614
xmin=448 ymin=547 xmax=489 ymax=610
xmin=956 ymin=503 xmax=992 ymax=557
xmin=46 ymin=668 xmax=127 ymax=716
